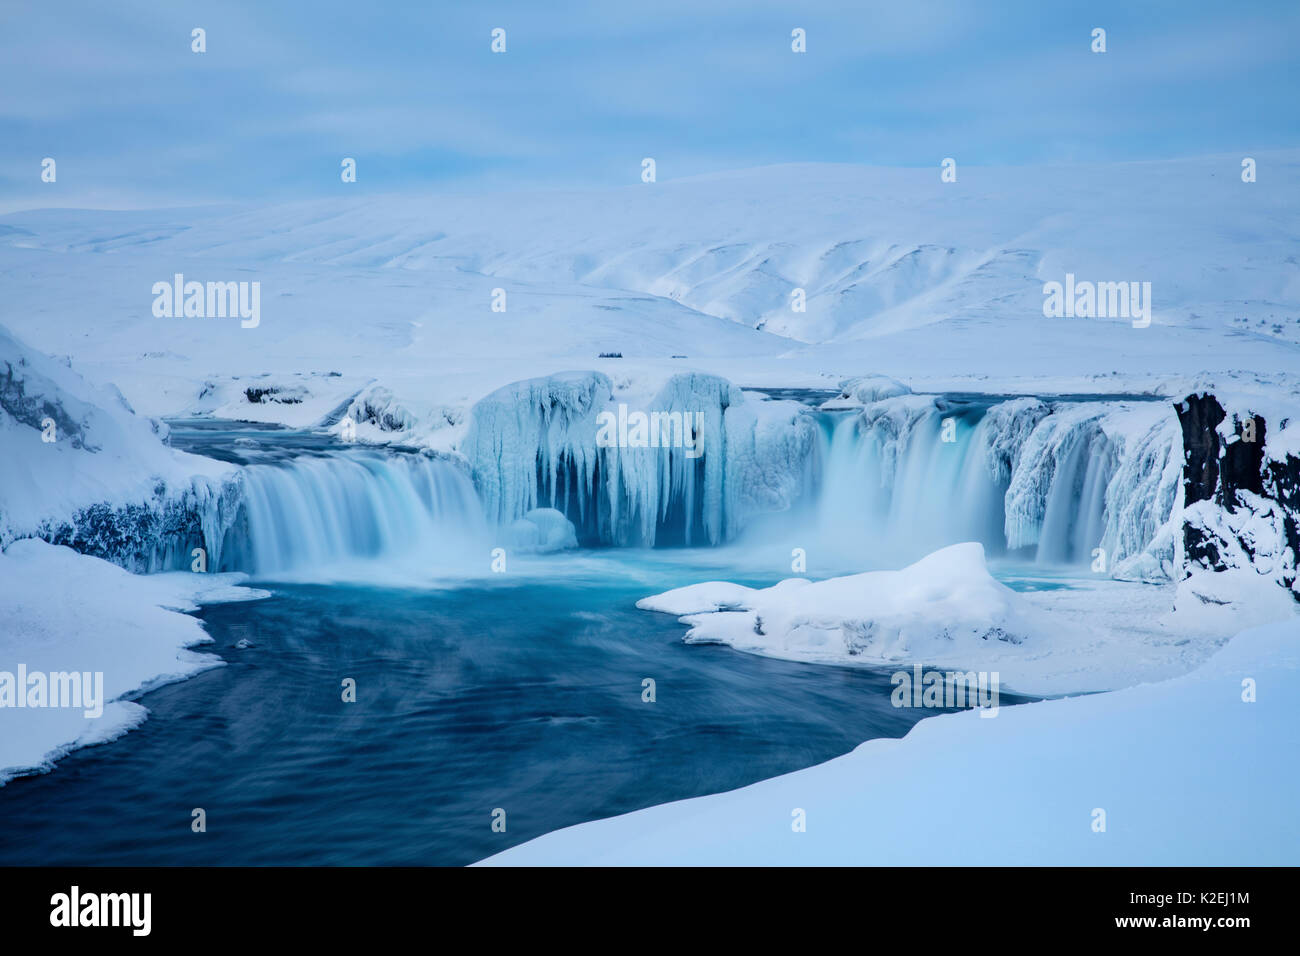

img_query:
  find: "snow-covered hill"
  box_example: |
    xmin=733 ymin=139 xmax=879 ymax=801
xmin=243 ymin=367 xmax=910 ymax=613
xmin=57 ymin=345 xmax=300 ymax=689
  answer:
xmin=6 ymin=154 xmax=1298 ymax=343
xmin=1 ymin=153 xmax=1297 ymax=429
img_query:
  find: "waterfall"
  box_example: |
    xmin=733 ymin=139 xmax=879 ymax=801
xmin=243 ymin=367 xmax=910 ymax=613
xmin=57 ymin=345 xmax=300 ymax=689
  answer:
xmin=179 ymin=384 xmax=1180 ymax=581
xmin=459 ymin=372 xmax=1180 ymax=569
xmin=810 ymin=406 xmax=1007 ymax=564
xmin=463 ymin=371 xmax=817 ymax=548
xmin=1036 ymin=427 xmax=1115 ymax=564
xmin=220 ymin=451 xmax=486 ymax=576
xmin=800 ymin=396 xmax=1174 ymax=569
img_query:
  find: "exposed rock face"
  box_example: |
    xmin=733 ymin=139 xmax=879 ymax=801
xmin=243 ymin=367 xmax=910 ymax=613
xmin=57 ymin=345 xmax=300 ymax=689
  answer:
xmin=1175 ymin=392 xmax=1298 ymax=601
xmin=1176 ymin=393 xmax=1224 ymax=507
xmin=1264 ymin=450 xmax=1300 ymax=589
xmin=1 ymin=358 xmax=95 ymax=450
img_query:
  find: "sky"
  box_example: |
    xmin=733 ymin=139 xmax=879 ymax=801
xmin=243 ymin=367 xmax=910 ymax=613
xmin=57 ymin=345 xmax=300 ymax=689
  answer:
xmin=0 ymin=0 xmax=1297 ymax=209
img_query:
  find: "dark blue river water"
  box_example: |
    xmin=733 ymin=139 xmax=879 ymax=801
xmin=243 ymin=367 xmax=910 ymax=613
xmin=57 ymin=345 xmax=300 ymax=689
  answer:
xmin=0 ymin=421 xmax=1042 ymax=865
xmin=0 ymin=555 xmax=1024 ymax=866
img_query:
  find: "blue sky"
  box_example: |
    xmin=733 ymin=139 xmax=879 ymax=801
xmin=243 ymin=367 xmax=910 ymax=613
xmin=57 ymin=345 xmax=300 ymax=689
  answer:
xmin=1 ymin=0 xmax=1297 ymax=208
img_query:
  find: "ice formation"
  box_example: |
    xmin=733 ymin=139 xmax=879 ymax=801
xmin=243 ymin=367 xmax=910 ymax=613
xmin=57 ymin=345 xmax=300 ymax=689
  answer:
xmin=637 ymin=542 xmax=1081 ymax=666
xmin=805 ymin=391 xmax=1183 ymax=571
xmin=506 ymin=508 xmax=579 ymax=554
xmin=463 ymin=371 xmax=817 ymax=547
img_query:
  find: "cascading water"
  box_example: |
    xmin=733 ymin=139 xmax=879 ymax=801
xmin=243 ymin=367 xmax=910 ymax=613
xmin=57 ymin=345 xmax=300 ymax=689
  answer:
xmin=764 ymin=394 xmax=1169 ymax=571
xmin=1036 ymin=427 xmax=1115 ymax=564
xmin=219 ymin=451 xmax=487 ymax=577
xmin=809 ymin=404 xmax=1012 ymax=565
xmin=458 ymin=373 xmax=1178 ymax=571
xmin=161 ymin=385 xmax=1177 ymax=584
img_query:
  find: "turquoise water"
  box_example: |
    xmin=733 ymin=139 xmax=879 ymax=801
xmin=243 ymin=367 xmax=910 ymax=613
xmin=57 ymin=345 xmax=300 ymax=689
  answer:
xmin=0 ymin=550 xmax=1030 ymax=865
xmin=0 ymin=419 xmax=1073 ymax=866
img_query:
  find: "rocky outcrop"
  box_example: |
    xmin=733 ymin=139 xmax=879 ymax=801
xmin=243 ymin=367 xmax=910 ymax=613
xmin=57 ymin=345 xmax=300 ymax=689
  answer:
xmin=1175 ymin=393 xmax=1298 ymax=601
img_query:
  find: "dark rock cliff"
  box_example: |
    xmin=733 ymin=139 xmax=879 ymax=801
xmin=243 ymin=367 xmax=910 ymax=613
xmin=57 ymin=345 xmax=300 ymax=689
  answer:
xmin=1175 ymin=392 xmax=1298 ymax=599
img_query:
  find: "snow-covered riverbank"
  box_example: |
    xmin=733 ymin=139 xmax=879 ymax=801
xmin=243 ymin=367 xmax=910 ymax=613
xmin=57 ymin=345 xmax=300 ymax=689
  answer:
xmin=0 ymin=539 xmax=267 ymax=784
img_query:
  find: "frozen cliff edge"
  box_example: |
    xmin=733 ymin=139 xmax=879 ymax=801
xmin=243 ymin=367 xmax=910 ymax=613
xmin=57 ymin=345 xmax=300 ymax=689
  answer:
xmin=0 ymin=324 xmax=241 ymax=571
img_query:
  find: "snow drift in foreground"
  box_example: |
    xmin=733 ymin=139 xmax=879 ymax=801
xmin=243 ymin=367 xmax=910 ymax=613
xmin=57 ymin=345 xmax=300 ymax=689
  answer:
xmin=479 ymin=616 xmax=1300 ymax=866
xmin=0 ymin=539 xmax=268 ymax=784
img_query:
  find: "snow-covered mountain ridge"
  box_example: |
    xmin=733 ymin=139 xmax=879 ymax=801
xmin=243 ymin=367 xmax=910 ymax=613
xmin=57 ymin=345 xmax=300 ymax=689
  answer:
xmin=1 ymin=154 xmax=1296 ymax=604
xmin=2 ymin=153 xmax=1297 ymax=430
xmin=6 ymin=153 xmax=1298 ymax=347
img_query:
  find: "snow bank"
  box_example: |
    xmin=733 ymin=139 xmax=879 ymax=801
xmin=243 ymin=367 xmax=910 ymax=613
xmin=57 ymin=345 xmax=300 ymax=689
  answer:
xmin=1167 ymin=562 xmax=1299 ymax=637
xmin=0 ymin=539 xmax=268 ymax=784
xmin=0 ymin=323 xmax=238 ymax=570
xmin=637 ymin=543 xmax=1084 ymax=683
xmin=638 ymin=541 xmax=1263 ymax=694
xmin=479 ymin=616 xmax=1300 ymax=866
xmin=820 ymin=374 xmax=911 ymax=409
